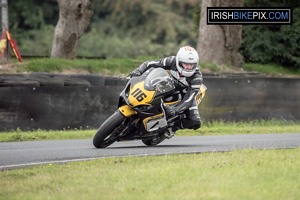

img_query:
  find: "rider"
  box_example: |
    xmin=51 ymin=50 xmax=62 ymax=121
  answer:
xmin=130 ymin=46 xmax=203 ymax=139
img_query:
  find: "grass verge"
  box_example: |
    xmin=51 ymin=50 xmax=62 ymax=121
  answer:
xmin=1 ymin=148 xmax=299 ymax=200
xmin=1 ymin=120 xmax=299 ymax=142
xmin=176 ymin=119 xmax=300 ymax=136
xmin=243 ymin=63 xmax=300 ymax=77
xmin=12 ymin=57 xmax=158 ymax=76
xmin=7 ymin=58 xmax=300 ymax=77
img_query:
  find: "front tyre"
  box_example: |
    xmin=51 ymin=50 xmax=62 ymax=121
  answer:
xmin=93 ymin=110 xmax=126 ymax=148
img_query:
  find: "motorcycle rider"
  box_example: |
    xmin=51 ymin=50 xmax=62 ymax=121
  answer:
xmin=130 ymin=46 xmax=203 ymax=139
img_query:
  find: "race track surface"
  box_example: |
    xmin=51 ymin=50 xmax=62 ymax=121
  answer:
xmin=1 ymin=133 xmax=300 ymax=170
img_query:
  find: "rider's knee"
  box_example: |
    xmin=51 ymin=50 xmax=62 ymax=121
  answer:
xmin=191 ymin=119 xmax=201 ymax=130
xmin=183 ymin=118 xmax=201 ymax=130
xmin=192 ymin=121 xmax=201 ymax=130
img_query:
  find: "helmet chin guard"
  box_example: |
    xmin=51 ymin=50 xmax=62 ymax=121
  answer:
xmin=175 ymin=46 xmax=199 ymax=77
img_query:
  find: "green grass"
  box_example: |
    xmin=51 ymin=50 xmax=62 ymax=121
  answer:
xmin=0 ymin=128 xmax=95 ymax=142
xmin=14 ymin=57 xmax=158 ymax=76
xmin=1 ymin=120 xmax=299 ymax=142
xmin=199 ymin=62 xmax=232 ymax=72
xmin=9 ymin=58 xmax=300 ymax=77
xmin=1 ymin=148 xmax=299 ymax=200
xmin=176 ymin=119 xmax=300 ymax=136
xmin=243 ymin=63 xmax=300 ymax=76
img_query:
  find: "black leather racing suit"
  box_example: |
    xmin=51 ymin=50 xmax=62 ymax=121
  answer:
xmin=133 ymin=56 xmax=203 ymax=131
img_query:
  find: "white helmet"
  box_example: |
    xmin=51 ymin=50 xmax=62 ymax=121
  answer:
xmin=175 ymin=46 xmax=199 ymax=77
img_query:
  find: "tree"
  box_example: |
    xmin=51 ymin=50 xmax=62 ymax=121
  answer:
xmin=197 ymin=0 xmax=244 ymax=68
xmin=51 ymin=0 xmax=93 ymax=59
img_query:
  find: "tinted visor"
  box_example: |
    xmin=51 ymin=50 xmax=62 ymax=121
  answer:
xmin=179 ymin=62 xmax=197 ymax=71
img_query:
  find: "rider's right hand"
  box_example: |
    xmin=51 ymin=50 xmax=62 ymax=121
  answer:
xmin=130 ymin=70 xmax=142 ymax=78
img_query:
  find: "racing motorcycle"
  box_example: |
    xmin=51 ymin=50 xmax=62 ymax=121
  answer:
xmin=93 ymin=68 xmax=207 ymax=148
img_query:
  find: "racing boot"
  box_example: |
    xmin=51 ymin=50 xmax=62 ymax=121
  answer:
xmin=164 ymin=119 xmax=186 ymax=139
xmin=164 ymin=127 xmax=175 ymax=139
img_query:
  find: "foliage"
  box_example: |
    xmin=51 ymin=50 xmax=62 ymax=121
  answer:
xmin=7 ymin=0 xmax=300 ymax=70
xmin=8 ymin=0 xmax=200 ymax=58
xmin=77 ymin=0 xmax=200 ymax=58
xmin=240 ymin=0 xmax=300 ymax=70
xmin=8 ymin=0 xmax=58 ymax=56
xmin=192 ymin=0 xmax=300 ymax=71
xmin=9 ymin=0 xmax=58 ymax=30
xmin=192 ymin=6 xmax=201 ymax=38
xmin=76 ymin=22 xmax=180 ymax=58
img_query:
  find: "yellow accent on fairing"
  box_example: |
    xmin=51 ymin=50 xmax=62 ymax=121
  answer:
xmin=143 ymin=113 xmax=164 ymax=129
xmin=119 ymin=105 xmax=137 ymax=117
xmin=164 ymin=100 xmax=181 ymax=105
xmin=128 ymin=81 xmax=156 ymax=106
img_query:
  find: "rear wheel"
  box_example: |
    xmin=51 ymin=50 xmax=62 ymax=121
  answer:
xmin=93 ymin=110 xmax=126 ymax=148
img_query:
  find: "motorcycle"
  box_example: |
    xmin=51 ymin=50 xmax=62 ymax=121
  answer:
xmin=93 ymin=68 xmax=207 ymax=148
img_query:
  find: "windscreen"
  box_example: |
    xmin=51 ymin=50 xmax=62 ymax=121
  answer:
xmin=144 ymin=68 xmax=175 ymax=94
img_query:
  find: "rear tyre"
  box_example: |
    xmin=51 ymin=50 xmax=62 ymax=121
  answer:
xmin=93 ymin=110 xmax=126 ymax=148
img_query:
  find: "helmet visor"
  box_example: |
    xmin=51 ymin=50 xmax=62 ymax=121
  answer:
xmin=180 ymin=62 xmax=197 ymax=71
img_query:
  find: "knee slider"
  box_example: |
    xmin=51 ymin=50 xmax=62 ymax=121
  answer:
xmin=193 ymin=122 xmax=201 ymax=130
xmin=185 ymin=119 xmax=201 ymax=130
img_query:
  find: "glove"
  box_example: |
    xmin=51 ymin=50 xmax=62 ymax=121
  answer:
xmin=164 ymin=105 xmax=176 ymax=118
xmin=130 ymin=70 xmax=142 ymax=78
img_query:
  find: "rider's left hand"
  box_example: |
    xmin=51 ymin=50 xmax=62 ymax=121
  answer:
xmin=164 ymin=105 xmax=176 ymax=118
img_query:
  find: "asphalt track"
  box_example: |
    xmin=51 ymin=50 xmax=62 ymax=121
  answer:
xmin=1 ymin=133 xmax=300 ymax=170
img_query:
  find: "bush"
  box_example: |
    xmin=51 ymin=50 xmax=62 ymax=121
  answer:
xmin=240 ymin=1 xmax=300 ymax=70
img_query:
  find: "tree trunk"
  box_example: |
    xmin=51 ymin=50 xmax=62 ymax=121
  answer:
xmin=197 ymin=0 xmax=244 ymax=68
xmin=51 ymin=0 xmax=93 ymax=59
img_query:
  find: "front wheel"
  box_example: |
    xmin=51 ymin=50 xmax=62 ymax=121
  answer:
xmin=93 ymin=110 xmax=126 ymax=148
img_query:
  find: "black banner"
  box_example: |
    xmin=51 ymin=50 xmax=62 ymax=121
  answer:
xmin=207 ymin=7 xmax=292 ymax=25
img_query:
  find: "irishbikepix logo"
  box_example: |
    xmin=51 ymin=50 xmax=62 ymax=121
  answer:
xmin=207 ymin=7 xmax=292 ymax=25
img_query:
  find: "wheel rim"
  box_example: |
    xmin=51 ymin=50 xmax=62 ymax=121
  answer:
xmin=99 ymin=117 xmax=127 ymax=147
